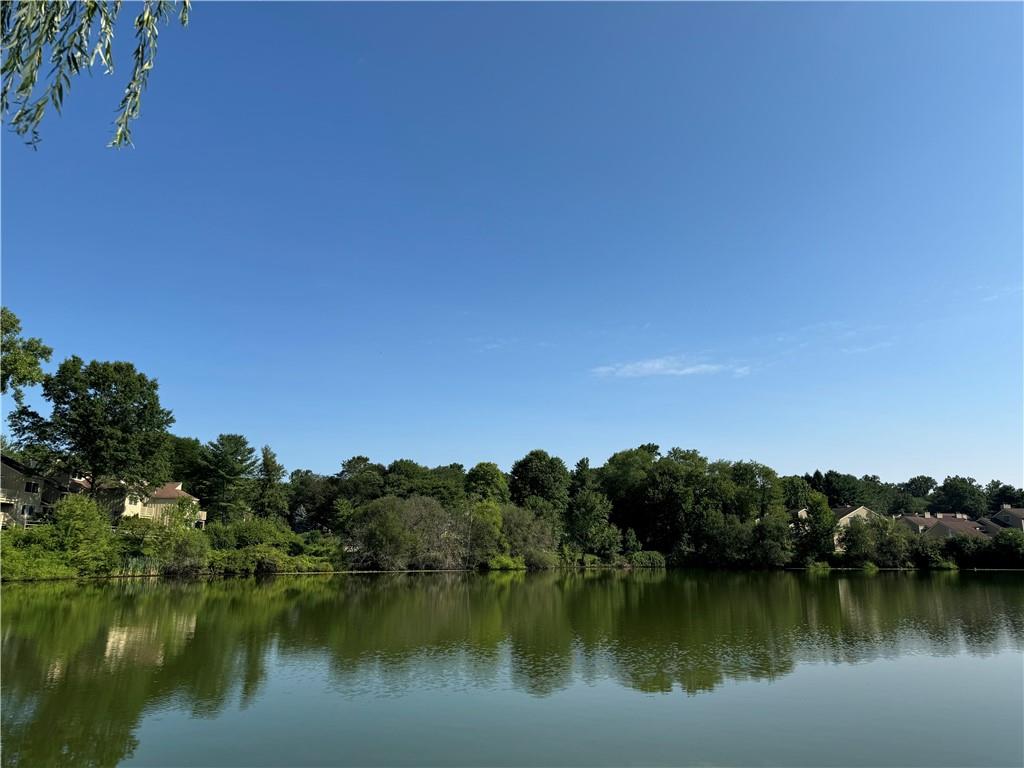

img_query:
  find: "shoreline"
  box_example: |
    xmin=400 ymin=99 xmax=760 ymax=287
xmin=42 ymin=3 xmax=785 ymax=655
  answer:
xmin=3 ymin=565 xmax=1023 ymax=584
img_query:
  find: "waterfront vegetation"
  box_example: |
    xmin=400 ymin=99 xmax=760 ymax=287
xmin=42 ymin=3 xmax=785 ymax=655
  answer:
xmin=2 ymin=306 xmax=1023 ymax=581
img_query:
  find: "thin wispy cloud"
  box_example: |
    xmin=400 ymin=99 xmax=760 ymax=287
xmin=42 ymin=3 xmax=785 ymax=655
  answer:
xmin=841 ymin=340 xmax=895 ymax=355
xmin=592 ymin=356 xmax=749 ymax=379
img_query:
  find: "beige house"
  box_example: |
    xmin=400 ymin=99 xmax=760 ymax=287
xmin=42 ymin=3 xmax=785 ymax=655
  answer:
xmin=118 ymin=482 xmax=207 ymax=528
xmin=832 ymin=505 xmax=878 ymax=528
xmin=831 ymin=505 xmax=879 ymax=551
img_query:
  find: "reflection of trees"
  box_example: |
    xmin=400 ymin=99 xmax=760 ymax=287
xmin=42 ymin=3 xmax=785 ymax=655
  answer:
xmin=3 ymin=572 xmax=1023 ymax=766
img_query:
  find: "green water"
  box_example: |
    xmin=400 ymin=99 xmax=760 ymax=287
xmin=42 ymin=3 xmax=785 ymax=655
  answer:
xmin=2 ymin=571 xmax=1022 ymax=767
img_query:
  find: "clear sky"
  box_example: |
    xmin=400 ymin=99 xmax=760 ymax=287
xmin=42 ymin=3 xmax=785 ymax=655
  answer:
xmin=2 ymin=3 xmax=1021 ymax=484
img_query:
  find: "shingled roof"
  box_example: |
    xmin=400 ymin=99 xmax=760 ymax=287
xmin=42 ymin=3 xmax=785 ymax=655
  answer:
xmin=149 ymin=481 xmax=197 ymax=501
xmin=932 ymin=518 xmax=989 ymax=538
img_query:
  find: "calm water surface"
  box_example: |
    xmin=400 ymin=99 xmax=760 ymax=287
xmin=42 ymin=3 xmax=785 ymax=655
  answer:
xmin=2 ymin=571 xmax=1022 ymax=767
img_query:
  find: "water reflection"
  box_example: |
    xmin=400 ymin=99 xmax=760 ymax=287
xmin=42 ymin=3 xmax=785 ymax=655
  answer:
xmin=2 ymin=571 xmax=1022 ymax=767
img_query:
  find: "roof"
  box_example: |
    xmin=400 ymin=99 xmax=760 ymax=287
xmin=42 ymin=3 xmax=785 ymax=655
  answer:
xmin=832 ymin=505 xmax=874 ymax=519
xmin=1 ymin=453 xmax=39 ymax=477
xmin=897 ymin=515 xmax=940 ymax=529
xmin=932 ymin=518 xmax=989 ymax=538
xmin=69 ymin=476 xmax=91 ymax=491
xmin=977 ymin=517 xmax=1005 ymax=535
xmin=996 ymin=507 xmax=1024 ymax=521
xmin=149 ymin=481 xmax=197 ymax=501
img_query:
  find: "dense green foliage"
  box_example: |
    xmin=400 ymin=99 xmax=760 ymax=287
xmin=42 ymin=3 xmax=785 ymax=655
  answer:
xmin=0 ymin=307 xmax=51 ymax=404
xmin=9 ymin=355 xmax=174 ymax=495
xmin=2 ymin=309 xmax=1022 ymax=580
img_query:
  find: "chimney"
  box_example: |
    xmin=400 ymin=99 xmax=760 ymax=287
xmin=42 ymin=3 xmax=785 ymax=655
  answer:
xmin=923 ymin=511 xmax=930 ymax=518
xmin=1002 ymin=503 xmax=1012 ymax=510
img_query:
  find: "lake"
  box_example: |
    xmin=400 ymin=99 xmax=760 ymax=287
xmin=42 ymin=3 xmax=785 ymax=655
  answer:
xmin=2 ymin=571 xmax=1022 ymax=767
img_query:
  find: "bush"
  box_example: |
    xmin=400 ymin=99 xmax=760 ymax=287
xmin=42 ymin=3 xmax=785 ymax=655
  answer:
xmin=231 ymin=517 xmax=301 ymax=551
xmin=987 ymin=530 xmax=1024 ymax=568
xmin=629 ymin=550 xmax=667 ymax=568
xmin=1 ymin=530 xmax=76 ymax=580
xmin=522 ymin=547 xmax=558 ymax=570
xmin=204 ymin=521 xmax=238 ymax=550
xmin=807 ymin=561 xmax=831 ymax=575
xmin=157 ymin=529 xmax=211 ymax=575
xmin=486 ymin=553 xmax=526 ymax=571
xmin=911 ymin=537 xmax=947 ymax=570
xmin=53 ymin=495 xmax=117 ymax=575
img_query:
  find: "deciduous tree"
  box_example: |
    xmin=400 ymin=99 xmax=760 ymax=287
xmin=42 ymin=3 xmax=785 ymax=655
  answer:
xmin=0 ymin=307 xmax=51 ymax=404
xmin=9 ymin=355 xmax=173 ymax=493
xmin=1 ymin=0 xmax=191 ymax=146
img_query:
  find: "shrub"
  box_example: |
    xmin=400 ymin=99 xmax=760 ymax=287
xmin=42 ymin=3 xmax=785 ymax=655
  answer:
xmin=988 ymin=530 xmax=1024 ymax=568
xmin=158 ymin=529 xmax=211 ymax=575
xmin=1 ymin=531 xmax=76 ymax=580
xmin=522 ymin=547 xmax=558 ymax=570
xmin=486 ymin=553 xmax=526 ymax=571
xmin=807 ymin=561 xmax=831 ymax=575
xmin=629 ymin=550 xmax=667 ymax=568
xmin=53 ymin=495 xmax=117 ymax=576
xmin=231 ymin=517 xmax=300 ymax=551
xmin=208 ymin=545 xmax=290 ymax=575
xmin=911 ymin=536 xmax=947 ymax=570
xmin=116 ymin=517 xmax=162 ymax=560
xmin=287 ymin=554 xmax=333 ymax=573
xmin=204 ymin=521 xmax=237 ymax=550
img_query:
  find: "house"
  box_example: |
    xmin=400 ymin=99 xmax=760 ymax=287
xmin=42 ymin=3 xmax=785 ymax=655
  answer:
xmin=789 ymin=508 xmax=809 ymax=520
xmin=992 ymin=505 xmax=1024 ymax=531
xmin=896 ymin=515 xmax=941 ymax=535
xmin=923 ymin=517 xmax=990 ymax=541
xmin=0 ymin=455 xmax=89 ymax=527
xmin=116 ymin=482 xmax=207 ymax=529
xmin=896 ymin=511 xmax=971 ymax=535
xmin=1 ymin=455 xmax=45 ymax=527
xmin=832 ymin=505 xmax=878 ymax=528
xmin=830 ymin=505 xmax=880 ymax=550
xmin=976 ymin=517 xmax=1005 ymax=536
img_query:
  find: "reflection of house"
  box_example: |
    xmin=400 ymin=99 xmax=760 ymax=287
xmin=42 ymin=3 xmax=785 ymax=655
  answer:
xmin=992 ymin=505 xmax=1024 ymax=531
xmin=116 ymin=482 xmax=207 ymax=529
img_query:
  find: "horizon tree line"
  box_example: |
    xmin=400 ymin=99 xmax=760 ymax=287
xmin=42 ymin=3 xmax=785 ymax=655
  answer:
xmin=3 ymin=306 xmax=1022 ymax=576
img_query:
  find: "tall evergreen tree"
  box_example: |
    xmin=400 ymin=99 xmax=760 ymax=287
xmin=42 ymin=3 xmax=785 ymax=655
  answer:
xmin=253 ymin=445 xmax=289 ymax=519
xmin=194 ymin=434 xmax=258 ymax=523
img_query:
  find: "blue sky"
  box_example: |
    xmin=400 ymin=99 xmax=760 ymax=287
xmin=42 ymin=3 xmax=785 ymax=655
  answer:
xmin=2 ymin=3 xmax=1021 ymax=484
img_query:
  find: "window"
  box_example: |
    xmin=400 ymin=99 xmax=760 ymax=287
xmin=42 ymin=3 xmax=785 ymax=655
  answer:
xmin=24 ymin=481 xmax=39 ymax=493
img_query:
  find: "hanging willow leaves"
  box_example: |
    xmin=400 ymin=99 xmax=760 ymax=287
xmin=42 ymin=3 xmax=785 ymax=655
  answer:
xmin=0 ymin=0 xmax=190 ymax=147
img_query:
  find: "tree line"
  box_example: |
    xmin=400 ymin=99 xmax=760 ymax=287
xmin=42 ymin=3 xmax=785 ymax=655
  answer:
xmin=2 ymin=307 xmax=1023 ymax=579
